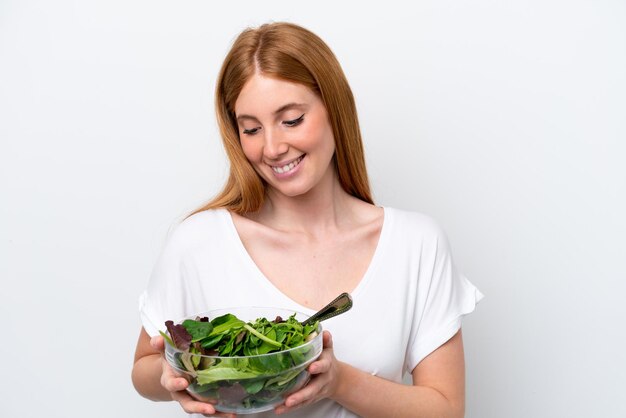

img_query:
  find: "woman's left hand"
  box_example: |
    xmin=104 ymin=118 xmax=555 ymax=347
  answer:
xmin=275 ymin=330 xmax=342 ymax=415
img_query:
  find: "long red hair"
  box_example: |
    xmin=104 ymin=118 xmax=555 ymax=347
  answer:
xmin=190 ymin=22 xmax=373 ymax=216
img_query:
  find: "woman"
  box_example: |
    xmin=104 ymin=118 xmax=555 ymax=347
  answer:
xmin=132 ymin=22 xmax=482 ymax=418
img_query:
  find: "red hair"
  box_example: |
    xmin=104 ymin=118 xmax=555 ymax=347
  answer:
xmin=190 ymin=22 xmax=373 ymax=216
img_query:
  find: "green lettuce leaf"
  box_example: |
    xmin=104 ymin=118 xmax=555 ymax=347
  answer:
xmin=196 ymin=365 xmax=258 ymax=385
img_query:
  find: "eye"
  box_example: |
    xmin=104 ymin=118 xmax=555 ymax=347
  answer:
xmin=242 ymin=127 xmax=260 ymax=135
xmin=283 ymin=114 xmax=305 ymax=127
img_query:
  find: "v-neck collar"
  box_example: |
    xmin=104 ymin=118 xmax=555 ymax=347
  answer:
xmin=220 ymin=207 xmax=391 ymax=313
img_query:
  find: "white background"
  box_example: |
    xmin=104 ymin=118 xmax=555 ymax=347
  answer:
xmin=1 ymin=1 xmax=625 ymax=417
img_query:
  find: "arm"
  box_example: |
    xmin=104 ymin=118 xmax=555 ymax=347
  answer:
xmin=276 ymin=330 xmax=465 ymax=418
xmin=131 ymin=327 xmax=236 ymax=417
xmin=131 ymin=328 xmax=176 ymax=401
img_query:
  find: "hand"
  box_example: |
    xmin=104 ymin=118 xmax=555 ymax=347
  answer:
xmin=275 ymin=331 xmax=341 ymax=415
xmin=150 ymin=336 xmax=236 ymax=418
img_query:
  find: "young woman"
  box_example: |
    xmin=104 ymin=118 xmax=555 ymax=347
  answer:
xmin=132 ymin=22 xmax=482 ymax=418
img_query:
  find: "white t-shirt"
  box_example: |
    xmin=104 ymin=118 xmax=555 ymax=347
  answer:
xmin=139 ymin=207 xmax=483 ymax=418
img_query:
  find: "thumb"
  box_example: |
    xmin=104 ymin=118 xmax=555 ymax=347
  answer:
xmin=150 ymin=335 xmax=165 ymax=352
xmin=322 ymin=330 xmax=333 ymax=349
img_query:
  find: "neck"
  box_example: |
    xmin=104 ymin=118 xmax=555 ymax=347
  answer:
xmin=255 ymin=168 xmax=355 ymax=234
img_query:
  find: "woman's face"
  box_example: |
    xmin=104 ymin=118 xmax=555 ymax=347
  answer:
xmin=234 ymin=73 xmax=336 ymax=198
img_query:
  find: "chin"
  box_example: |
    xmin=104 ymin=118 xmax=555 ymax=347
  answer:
xmin=267 ymin=181 xmax=314 ymax=198
xmin=273 ymin=187 xmax=312 ymax=198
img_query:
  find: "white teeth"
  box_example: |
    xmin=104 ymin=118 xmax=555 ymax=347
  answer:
xmin=272 ymin=156 xmax=303 ymax=174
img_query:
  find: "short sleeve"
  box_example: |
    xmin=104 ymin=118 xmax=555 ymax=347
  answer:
xmin=404 ymin=225 xmax=483 ymax=373
xmin=139 ymin=228 xmax=193 ymax=337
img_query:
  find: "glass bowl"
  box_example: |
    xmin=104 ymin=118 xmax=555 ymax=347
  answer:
xmin=163 ymin=307 xmax=323 ymax=414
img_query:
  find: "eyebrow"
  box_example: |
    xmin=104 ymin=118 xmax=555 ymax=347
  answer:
xmin=236 ymin=102 xmax=307 ymax=123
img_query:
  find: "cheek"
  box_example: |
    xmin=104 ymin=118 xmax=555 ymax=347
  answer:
xmin=300 ymin=117 xmax=335 ymax=152
xmin=313 ymin=125 xmax=336 ymax=157
xmin=240 ymin=139 xmax=260 ymax=162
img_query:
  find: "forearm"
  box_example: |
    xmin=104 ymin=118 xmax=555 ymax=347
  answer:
xmin=131 ymin=353 xmax=173 ymax=402
xmin=332 ymin=362 xmax=463 ymax=418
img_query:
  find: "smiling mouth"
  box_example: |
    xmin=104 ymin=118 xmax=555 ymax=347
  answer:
xmin=270 ymin=155 xmax=305 ymax=174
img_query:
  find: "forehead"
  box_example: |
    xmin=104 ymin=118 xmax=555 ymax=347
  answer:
xmin=234 ymin=74 xmax=318 ymax=116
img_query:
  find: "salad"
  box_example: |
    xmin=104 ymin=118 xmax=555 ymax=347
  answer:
xmin=161 ymin=311 xmax=321 ymax=413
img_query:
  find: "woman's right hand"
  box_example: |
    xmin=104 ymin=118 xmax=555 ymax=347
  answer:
xmin=150 ymin=335 xmax=236 ymax=418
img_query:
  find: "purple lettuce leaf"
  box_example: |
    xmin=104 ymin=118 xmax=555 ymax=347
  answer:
xmin=165 ymin=320 xmax=192 ymax=351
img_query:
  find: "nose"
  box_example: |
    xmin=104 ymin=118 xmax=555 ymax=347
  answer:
xmin=263 ymin=128 xmax=289 ymax=160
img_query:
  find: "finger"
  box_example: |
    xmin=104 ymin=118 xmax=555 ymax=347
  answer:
xmin=150 ymin=335 xmax=165 ymax=351
xmin=275 ymin=395 xmax=315 ymax=415
xmin=283 ymin=375 xmax=324 ymax=409
xmin=172 ymin=391 xmax=235 ymax=417
xmin=162 ymin=374 xmax=189 ymax=392
xmin=322 ymin=330 xmax=333 ymax=349
xmin=172 ymin=390 xmax=220 ymax=416
xmin=308 ymin=349 xmax=332 ymax=375
xmin=308 ymin=359 xmax=330 ymax=375
xmin=275 ymin=403 xmax=295 ymax=415
xmin=275 ymin=401 xmax=302 ymax=415
xmin=160 ymin=360 xmax=189 ymax=392
xmin=168 ymin=378 xmax=235 ymax=417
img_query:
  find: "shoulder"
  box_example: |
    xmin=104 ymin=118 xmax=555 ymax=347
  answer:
xmin=382 ymin=207 xmax=459 ymax=272
xmin=383 ymin=206 xmax=446 ymax=242
xmin=164 ymin=208 xmax=230 ymax=253
xmin=177 ymin=208 xmax=228 ymax=230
